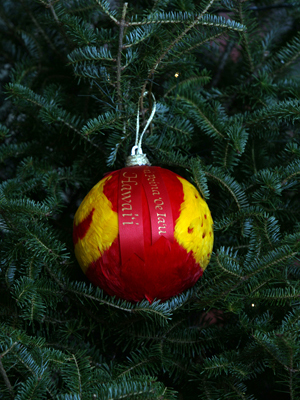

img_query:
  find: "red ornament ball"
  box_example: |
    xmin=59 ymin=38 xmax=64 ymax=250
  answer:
xmin=73 ymin=166 xmax=213 ymax=302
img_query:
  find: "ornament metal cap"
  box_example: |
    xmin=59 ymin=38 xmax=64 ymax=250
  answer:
xmin=126 ymin=153 xmax=151 ymax=166
xmin=126 ymin=145 xmax=151 ymax=166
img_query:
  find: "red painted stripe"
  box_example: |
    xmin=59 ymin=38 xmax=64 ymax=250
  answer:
xmin=73 ymin=208 xmax=95 ymax=245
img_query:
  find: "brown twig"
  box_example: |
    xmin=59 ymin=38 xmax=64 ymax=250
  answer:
xmin=47 ymin=0 xmax=75 ymax=50
xmin=116 ymin=3 xmax=128 ymax=112
xmin=0 ymin=357 xmax=15 ymax=399
xmin=19 ymin=0 xmax=59 ymax=56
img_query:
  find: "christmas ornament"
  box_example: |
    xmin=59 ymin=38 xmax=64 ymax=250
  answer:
xmin=73 ymin=93 xmax=213 ymax=302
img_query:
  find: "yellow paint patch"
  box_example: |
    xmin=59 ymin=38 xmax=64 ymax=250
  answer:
xmin=174 ymin=177 xmax=213 ymax=270
xmin=74 ymin=175 xmax=118 ymax=273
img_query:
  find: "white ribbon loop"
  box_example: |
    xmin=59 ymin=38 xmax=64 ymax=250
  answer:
xmin=133 ymin=91 xmax=156 ymax=155
xmin=126 ymin=92 xmax=156 ymax=166
xmin=131 ymin=145 xmax=143 ymax=156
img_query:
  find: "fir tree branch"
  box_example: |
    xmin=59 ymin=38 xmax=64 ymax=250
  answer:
xmin=94 ymin=0 xmax=119 ymax=25
xmin=141 ymin=0 xmax=216 ymax=96
xmin=252 ymin=332 xmax=298 ymax=373
xmin=245 ymin=99 xmax=300 ymax=126
xmin=0 ymin=7 xmax=36 ymax=58
xmin=70 ymin=354 xmax=82 ymax=395
xmin=67 ymin=286 xmax=171 ymax=319
xmin=19 ymin=0 xmax=59 ymax=55
xmin=0 ymin=356 xmax=15 ymax=399
xmin=273 ymin=50 xmax=300 ymax=76
xmin=176 ymin=95 xmax=225 ymax=139
xmin=263 ymin=218 xmax=275 ymax=249
xmin=116 ymin=3 xmax=128 ymax=112
xmin=164 ymin=74 xmax=211 ymax=97
xmin=152 ymin=0 xmax=162 ymax=12
xmin=237 ymin=1 xmax=254 ymax=73
xmin=47 ymin=0 xmax=59 ymax=23
xmin=127 ymin=12 xmax=245 ymax=28
xmin=66 ymin=3 xmax=98 ymax=14
xmin=247 ymin=252 xmax=297 ymax=278
xmin=253 ymin=287 xmax=300 ymax=304
xmin=214 ymin=3 xmax=300 ymax=12
xmin=211 ymin=40 xmax=235 ymax=87
xmin=223 ymin=142 xmax=230 ymax=169
xmin=272 ymin=37 xmax=300 ymax=76
xmin=116 ymin=356 xmax=158 ymax=378
xmin=252 ymin=142 xmax=258 ymax=174
xmin=282 ymin=170 xmax=300 ymax=183
xmin=215 ymin=253 xmax=243 ymax=278
xmin=47 ymin=0 xmax=74 ymax=50
xmin=176 ymin=31 xmax=225 ymax=58
xmin=7 ymin=83 xmax=105 ymax=151
xmin=67 ymin=46 xmax=116 ymax=64
xmin=204 ymin=171 xmax=242 ymax=210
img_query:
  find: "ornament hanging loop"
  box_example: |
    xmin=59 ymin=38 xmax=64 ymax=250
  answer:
xmin=131 ymin=145 xmax=143 ymax=155
xmin=126 ymin=91 xmax=156 ymax=166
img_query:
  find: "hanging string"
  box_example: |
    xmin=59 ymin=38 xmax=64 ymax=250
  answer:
xmin=126 ymin=91 xmax=156 ymax=166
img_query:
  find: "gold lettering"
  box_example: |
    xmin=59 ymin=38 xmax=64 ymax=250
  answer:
xmin=121 ymin=184 xmax=132 ymax=191
xmin=154 ymin=197 xmax=164 ymax=210
xmin=121 ymin=196 xmax=131 ymax=202
xmin=122 ymin=172 xmax=138 ymax=185
xmin=158 ymin=226 xmax=166 ymax=234
xmin=158 ymin=217 xmax=165 ymax=224
xmin=121 ymin=179 xmax=137 ymax=185
xmin=123 ymin=222 xmax=133 ymax=225
xmin=123 ymin=172 xmax=137 ymax=178
xmin=157 ymin=213 xmax=166 ymax=217
xmin=121 ymin=191 xmax=131 ymax=199
xmin=154 ymin=198 xmax=164 ymax=206
xmin=122 ymin=204 xmax=132 ymax=211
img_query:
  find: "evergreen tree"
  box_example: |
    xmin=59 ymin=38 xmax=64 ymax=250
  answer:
xmin=1 ymin=0 xmax=300 ymax=399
